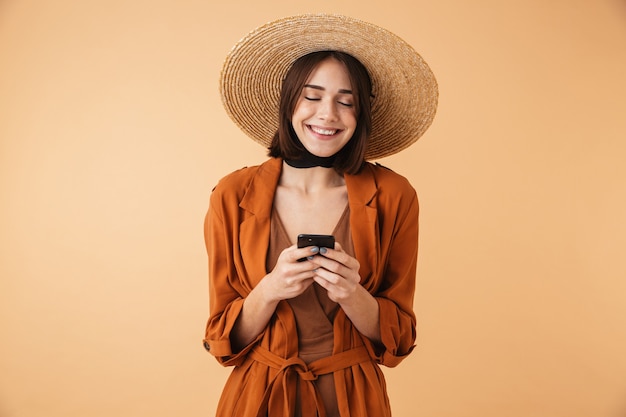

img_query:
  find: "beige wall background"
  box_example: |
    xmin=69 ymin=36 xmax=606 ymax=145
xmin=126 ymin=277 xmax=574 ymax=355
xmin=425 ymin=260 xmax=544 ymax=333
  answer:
xmin=1 ymin=0 xmax=625 ymax=416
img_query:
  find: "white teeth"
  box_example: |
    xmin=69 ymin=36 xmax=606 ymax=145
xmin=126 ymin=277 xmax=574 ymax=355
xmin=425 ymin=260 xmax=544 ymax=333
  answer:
xmin=310 ymin=126 xmax=337 ymax=135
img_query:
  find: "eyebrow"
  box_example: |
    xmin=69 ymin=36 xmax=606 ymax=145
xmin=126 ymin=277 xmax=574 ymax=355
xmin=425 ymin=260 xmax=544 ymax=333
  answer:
xmin=304 ymin=84 xmax=353 ymax=95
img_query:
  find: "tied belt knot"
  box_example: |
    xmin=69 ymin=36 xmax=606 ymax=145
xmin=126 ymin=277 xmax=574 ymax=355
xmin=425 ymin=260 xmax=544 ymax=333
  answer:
xmin=251 ymin=345 xmax=371 ymax=417
xmin=279 ymin=356 xmax=317 ymax=381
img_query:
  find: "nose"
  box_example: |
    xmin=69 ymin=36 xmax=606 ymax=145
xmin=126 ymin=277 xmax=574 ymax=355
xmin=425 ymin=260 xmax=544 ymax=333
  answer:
xmin=317 ymin=99 xmax=339 ymax=122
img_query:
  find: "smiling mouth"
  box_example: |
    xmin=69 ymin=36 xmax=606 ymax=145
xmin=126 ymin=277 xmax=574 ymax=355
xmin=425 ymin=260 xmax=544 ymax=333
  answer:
xmin=308 ymin=125 xmax=340 ymax=136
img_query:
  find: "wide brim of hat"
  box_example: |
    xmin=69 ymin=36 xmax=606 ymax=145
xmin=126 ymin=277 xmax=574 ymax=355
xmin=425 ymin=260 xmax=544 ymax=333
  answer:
xmin=220 ymin=13 xmax=438 ymax=160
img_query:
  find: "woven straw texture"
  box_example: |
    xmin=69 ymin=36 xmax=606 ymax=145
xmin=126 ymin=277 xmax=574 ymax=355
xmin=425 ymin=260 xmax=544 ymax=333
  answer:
xmin=220 ymin=14 xmax=438 ymax=160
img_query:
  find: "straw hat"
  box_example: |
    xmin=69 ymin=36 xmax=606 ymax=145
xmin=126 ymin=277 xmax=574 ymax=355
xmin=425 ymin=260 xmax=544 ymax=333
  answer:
xmin=220 ymin=13 xmax=438 ymax=160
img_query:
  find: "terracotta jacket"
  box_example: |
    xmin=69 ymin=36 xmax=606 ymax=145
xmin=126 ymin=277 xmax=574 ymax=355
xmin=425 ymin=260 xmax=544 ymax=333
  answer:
xmin=203 ymin=157 xmax=419 ymax=417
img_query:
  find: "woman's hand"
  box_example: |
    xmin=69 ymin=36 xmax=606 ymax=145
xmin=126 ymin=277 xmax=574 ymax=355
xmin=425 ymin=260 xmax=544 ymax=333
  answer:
xmin=231 ymin=244 xmax=320 ymax=351
xmin=309 ymin=243 xmax=382 ymax=344
xmin=307 ymin=242 xmax=361 ymax=303
xmin=259 ymin=244 xmax=320 ymax=302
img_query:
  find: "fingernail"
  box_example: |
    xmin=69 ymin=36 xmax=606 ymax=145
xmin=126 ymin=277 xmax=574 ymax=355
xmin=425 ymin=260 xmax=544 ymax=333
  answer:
xmin=310 ymin=246 xmax=319 ymax=253
xmin=307 ymin=256 xmax=314 ymax=261
xmin=320 ymin=247 xmax=327 ymax=254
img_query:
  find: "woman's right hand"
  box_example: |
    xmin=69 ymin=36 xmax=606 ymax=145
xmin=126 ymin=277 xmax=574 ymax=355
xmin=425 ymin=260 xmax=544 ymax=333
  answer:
xmin=259 ymin=244 xmax=320 ymax=302
xmin=231 ymin=245 xmax=319 ymax=351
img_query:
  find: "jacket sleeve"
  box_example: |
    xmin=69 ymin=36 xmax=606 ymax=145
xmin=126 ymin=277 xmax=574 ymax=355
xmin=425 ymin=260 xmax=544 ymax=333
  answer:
xmin=202 ymin=187 xmax=259 ymax=367
xmin=368 ymin=185 xmax=419 ymax=367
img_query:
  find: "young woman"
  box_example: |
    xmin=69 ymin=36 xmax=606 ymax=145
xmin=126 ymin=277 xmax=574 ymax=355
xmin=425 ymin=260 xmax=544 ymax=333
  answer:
xmin=204 ymin=14 xmax=438 ymax=417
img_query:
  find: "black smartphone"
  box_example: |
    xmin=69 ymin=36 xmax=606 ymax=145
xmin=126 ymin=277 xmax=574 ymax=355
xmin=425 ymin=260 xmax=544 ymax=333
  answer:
xmin=297 ymin=234 xmax=335 ymax=249
xmin=296 ymin=234 xmax=335 ymax=262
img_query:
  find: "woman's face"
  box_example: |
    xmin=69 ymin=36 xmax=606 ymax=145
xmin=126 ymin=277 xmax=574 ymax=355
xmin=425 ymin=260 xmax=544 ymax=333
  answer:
xmin=291 ymin=58 xmax=357 ymax=158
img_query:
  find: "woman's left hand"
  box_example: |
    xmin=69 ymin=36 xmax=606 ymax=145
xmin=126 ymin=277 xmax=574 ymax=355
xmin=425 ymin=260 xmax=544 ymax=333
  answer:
xmin=310 ymin=242 xmax=382 ymax=343
xmin=308 ymin=242 xmax=361 ymax=303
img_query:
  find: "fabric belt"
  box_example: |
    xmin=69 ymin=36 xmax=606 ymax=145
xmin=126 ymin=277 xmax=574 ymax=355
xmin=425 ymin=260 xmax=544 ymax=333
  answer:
xmin=250 ymin=345 xmax=371 ymax=417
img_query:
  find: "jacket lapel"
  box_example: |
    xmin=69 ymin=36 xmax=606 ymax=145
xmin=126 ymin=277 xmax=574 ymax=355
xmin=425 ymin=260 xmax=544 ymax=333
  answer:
xmin=345 ymin=164 xmax=379 ymax=289
xmin=238 ymin=158 xmax=282 ymax=289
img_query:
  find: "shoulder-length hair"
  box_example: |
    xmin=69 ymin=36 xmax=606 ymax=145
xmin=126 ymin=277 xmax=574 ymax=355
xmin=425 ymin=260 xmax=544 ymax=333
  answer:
xmin=268 ymin=51 xmax=373 ymax=175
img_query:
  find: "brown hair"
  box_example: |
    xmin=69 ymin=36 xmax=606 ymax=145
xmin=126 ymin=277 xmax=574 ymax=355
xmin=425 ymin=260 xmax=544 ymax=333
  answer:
xmin=268 ymin=51 xmax=373 ymax=175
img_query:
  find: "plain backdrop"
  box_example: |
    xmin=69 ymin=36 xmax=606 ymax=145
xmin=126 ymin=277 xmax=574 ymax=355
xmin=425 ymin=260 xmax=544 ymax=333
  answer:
xmin=1 ymin=1 xmax=625 ymax=416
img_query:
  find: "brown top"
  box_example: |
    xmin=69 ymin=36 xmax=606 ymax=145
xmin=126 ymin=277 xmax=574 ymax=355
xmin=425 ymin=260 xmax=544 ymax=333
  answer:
xmin=266 ymin=204 xmax=354 ymax=417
